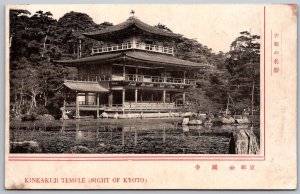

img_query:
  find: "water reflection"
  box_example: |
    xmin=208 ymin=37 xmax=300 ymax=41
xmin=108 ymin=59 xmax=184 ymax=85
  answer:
xmin=10 ymin=120 xmax=258 ymax=154
xmin=182 ymin=125 xmax=189 ymax=132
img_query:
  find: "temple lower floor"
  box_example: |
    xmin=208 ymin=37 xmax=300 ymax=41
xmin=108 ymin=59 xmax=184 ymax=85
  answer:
xmin=62 ymin=88 xmax=186 ymax=119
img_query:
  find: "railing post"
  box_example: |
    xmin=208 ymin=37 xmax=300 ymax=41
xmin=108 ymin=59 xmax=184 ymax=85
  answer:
xmin=76 ymin=93 xmax=80 ymax=119
xmin=162 ymin=90 xmax=166 ymax=104
xmin=96 ymin=93 xmax=100 ymax=118
xmin=108 ymin=92 xmax=113 ymax=108
xmin=122 ymin=89 xmax=125 ymax=107
xmin=123 ymin=64 xmax=126 ymax=77
xmin=92 ymin=42 xmax=174 ymax=55
xmin=135 ymin=89 xmax=138 ymax=104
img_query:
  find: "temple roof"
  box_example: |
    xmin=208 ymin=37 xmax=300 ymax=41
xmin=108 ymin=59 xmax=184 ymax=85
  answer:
xmin=83 ymin=17 xmax=182 ymax=40
xmin=55 ymin=51 xmax=207 ymax=68
xmin=63 ymin=81 xmax=109 ymax=92
xmin=126 ymin=51 xmax=204 ymax=68
xmin=56 ymin=52 xmax=122 ymax=64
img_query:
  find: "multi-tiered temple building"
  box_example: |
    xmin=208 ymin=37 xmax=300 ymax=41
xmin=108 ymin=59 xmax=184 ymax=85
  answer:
xmin=56 ymin=15 xmax=206 ymax=118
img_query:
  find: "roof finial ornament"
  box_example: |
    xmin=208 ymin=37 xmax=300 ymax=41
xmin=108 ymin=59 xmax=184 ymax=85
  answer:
xmin=130 ymin=10 xmax=135 ymax=17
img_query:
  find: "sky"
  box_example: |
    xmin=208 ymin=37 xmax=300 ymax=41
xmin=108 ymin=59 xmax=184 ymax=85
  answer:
xmin=12 ymin=4 xmax=262 ymax=53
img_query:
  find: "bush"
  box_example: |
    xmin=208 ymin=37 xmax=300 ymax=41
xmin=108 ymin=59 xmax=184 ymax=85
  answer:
xmin=35 ymin=106 xmax=49 ymax=115
xmin=21 ymin=113 xmax=37 ymax=121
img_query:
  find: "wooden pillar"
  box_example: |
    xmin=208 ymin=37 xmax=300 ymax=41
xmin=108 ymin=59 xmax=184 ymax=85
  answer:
xmin=135 ymin=66 xmax=138 ymax=81
xmin=79 ymin=39 xmax=82 ymax=58
xmin=183 ymin=70 xmax=186 ymax=84
xmin=73 ymin=42 xmax=76 ymax=56
xmin=63 ymin=92 xmax=66 ymax=108
xmin=151 ymin=91 xmax=154 ymax=101
xmin=122 ymin=89 xmax=125 ymax=106
xmin=85 ymin=93 xmax=89 ymax=105
xmin=63 ymin=93 xmax=66 ymax=109
xmin=96 ymin=93 xmax=100 ymax=118
xmin=162 ymin=90 xmax=166 ymax=104
xmin=140 ymin=90 xmax=143 ymax=102
xmin=182 ymin=91 xmax=186 ymax=105
xmin=135 ymin=89 xmax=138 ymax=103
xmin=62 ymin=92 xmax=67 ymax=120
xmin=76 ymin=93 xmax=80 ymax=119
xmin=108 ymin=92 xmax=113 ymax=107
xmin=172 ymin=40 xmax=175 ymax=56
xmin=123 ymin=64 xmax=126 ymax=77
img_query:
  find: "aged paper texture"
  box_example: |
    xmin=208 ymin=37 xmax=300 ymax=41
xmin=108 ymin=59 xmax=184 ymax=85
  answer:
xmin=5 ymin=4 xmax=297 ymax=189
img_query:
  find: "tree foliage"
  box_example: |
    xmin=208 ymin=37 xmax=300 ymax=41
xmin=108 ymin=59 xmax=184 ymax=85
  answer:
xmin=9 ymin=9 xmax=260 ymax=118
xmin=225 ymin=31 xmax=260 ymax=111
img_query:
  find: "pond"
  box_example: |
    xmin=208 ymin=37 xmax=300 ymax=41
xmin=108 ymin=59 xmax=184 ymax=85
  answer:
xmin=9 ymin=119 xmax=260 ymax=154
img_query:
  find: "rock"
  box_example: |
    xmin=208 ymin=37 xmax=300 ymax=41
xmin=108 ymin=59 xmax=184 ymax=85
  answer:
xmin=221 ymin=116 xmax=235 ymax=124
xmin=197 ymin=113 xmax=207 ymax=119
xmin=182 ymin=125 xmax=190 ymax=132
xmin=118 ymin=114 xmax=127 ymax=119
xmin=182 ymin=117 xmax=190 ymax=125
xmin=188 ymin=120 xmax=202 ymax=125
xmin=101 ymin=112 xmax=108 ymax=118
xmin=229 ymin=129 xmax=260 ymax=154
xmin=61 ymin=114 xmax=69 ymax=120
xmin=10 ymin=141 xmax=42 ymax=153
xmin=70 ymin=146 xmax=92 ymax=153
xmin=36 ymin=114 xmax=55 ymax=121
xmin=113 ymin=112 xmax=119 ymax=119
xmin=236 ymin=116 xmax=250 ymax=124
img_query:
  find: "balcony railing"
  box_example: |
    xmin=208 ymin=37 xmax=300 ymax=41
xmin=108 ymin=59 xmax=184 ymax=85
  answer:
xmin=67 ymin=74 xmax=196 ymax=85
xmin=112 ymin=74 xmax=196 ymax=85
xmin=91 ymin=42 xmax=174 ymax=55
xmin=66 ymin=102 xmax=182 ymax=110
xmin=66 ymin=101 xmax=97 ymax=107
xmin=123 ymin=102 xmax=175 ymax=110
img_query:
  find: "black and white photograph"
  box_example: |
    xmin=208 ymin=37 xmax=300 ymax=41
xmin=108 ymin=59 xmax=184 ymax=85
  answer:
xmin=5 ymin=3 xmax=298 ymax=190
xmin=9 ymin=5 xmax=261 ymax=155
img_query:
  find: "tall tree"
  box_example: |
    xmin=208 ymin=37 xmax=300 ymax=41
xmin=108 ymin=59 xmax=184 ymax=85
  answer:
xmin=225 ymin=31 xmax=260 ymax=111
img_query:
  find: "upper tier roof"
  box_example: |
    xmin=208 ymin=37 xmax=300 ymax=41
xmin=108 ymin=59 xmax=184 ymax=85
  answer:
xmin=54 ymin=51 xmax=208 ymax=68
xmin=83 ymin=16 xmax=182 ymax=40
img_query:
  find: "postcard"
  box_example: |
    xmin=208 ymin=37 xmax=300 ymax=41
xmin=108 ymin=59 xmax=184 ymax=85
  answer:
xmin=5 ymin=4 xmax=297 ymax=189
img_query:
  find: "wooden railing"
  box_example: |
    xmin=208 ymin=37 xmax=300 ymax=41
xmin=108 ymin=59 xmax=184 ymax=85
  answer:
xmin=91 ymin=42 xmax=174 ymax=55
xmin=92 ymin=42 xmax=133 ymax=54
xmin=66 ymin=101 xmax=97 ymax=106
xmin=123 ymin=102 xmax=175 ymax=110
xmin=66 ymin=102 xmax=185 ymax=110
xmin=65 ymin=74 xmax=196 ymax=85
xmin=120 ymin=74 xmax=195 ymax=85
